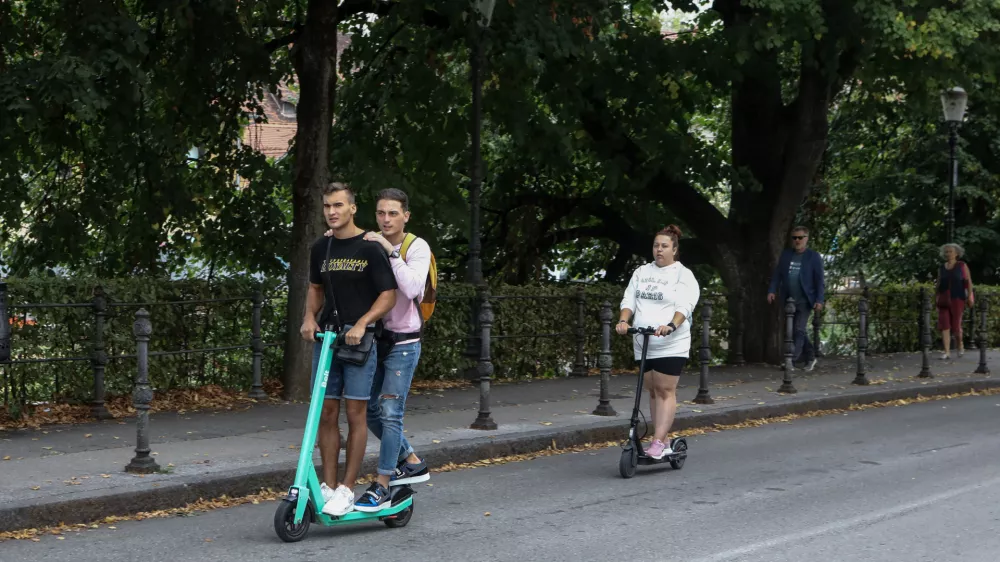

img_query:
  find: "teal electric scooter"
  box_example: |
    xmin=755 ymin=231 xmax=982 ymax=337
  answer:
xmin=273 ymin=328 xmax=415 ymax=543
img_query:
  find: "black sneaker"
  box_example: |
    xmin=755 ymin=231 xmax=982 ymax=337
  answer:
xmin=390 ymin=458 xmax=430 ymax=486
xmin=353 ymin=482 xmax=390 ymax=513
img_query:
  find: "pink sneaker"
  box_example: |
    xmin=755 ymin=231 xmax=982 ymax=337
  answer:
xmin=645 ymin=439 xmax=668 ymax=459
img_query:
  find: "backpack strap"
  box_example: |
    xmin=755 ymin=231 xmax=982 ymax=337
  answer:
xmin=399 ymin=232 xmax=417 ymax=261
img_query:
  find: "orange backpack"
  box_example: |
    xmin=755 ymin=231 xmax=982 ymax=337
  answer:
xmin=399 ymin=233 xmax=437 ymax=322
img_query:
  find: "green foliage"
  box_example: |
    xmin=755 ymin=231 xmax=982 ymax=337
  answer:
xmin=812 ymin=85 xmax=1000 ymax=286
xmin=0 ymin=0 xmax=291 ymax=278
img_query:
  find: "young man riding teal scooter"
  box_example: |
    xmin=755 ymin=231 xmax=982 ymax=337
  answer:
xmin=300 ymin=182 xmax=397 ymax=516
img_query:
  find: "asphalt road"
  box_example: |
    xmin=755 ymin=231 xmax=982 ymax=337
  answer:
xmin=4 ymin=394 xmax=999 ymax=561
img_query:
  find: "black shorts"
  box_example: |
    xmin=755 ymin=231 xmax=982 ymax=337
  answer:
xmin=635 ymin=356 xmax=686 ymax=377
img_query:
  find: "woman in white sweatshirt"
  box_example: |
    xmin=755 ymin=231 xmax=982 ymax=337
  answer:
xmin=615 ymin=225 xmax=700 ymax=459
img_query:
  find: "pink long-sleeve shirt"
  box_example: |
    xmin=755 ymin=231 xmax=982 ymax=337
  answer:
xmin=384 ymin=236 xmax=431 ymax=344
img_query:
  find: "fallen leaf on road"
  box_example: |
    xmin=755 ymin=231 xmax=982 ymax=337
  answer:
xmin=432 ymin=440 xmax=441 ymax=444
xmin=56 ymin=536 xmax=65 ymax=540
xmin=692 ymin=409 xmax=702 ymax=413
xmin=484 ymin=512 xmax=491 ymax=517
xmin=261 ymin=454 xmax=269 ymax=457
xmin=42 ymin=446 xmax=52 ymax=450
xmin=101 ymin=474 xmax=111 ymax=478
xmin=2 ymin=456 xmax=9 ymax=461
xmin=31 ymin=486 xmax=40 ymax=490
xmin=540 ymin=422 xmax=553 ymax=426
xmin=84 ymin=434 xmax=92 ymax=438
xmin=288 ymin=445 xmax=297 ymax=449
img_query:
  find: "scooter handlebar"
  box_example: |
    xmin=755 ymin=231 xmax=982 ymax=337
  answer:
xmin=626 ymin=326 xmax=657 ymax=335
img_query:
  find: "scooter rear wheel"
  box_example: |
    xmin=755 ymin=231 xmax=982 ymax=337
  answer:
xmin=274 ymin=499 xmax=311 ymax=543
xmin=384 ymin=503 xmax=414 ymax=528
xmin=619 ymin=446 xmax=638 ymax=479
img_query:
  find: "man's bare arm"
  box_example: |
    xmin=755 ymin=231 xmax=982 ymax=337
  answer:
xmin=357 ymin=289 xmax=396 ymax=326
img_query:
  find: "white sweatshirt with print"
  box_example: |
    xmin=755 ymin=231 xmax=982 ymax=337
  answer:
xmin=620 ymin=261 xmax=701 ymax=360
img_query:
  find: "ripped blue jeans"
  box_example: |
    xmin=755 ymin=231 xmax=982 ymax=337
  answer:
xmin=368 ymin=341 xmax=420 ymax=476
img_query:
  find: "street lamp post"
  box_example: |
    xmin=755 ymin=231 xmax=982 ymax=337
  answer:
xmin=463 ymin=0 xmax=496 ymax=375
xmin=941 ymin=87 xmax=968 ymax=243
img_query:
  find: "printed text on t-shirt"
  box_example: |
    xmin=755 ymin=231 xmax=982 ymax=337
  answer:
xmin=321 ymin=258 xmax=368 ymax=273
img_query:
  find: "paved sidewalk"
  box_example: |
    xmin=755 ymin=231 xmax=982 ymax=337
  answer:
xmin=1 ymin=351 xmax=996 ymax=532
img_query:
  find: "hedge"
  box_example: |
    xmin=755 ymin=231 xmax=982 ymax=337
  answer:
xmin=821 ymin=285 xmax=1000 ymax=355
xmin=5 ymin=278 xmax=994 ymax=407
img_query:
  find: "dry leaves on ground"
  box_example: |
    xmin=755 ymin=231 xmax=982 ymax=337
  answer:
xmin=0 ymin=383 xmax=284 ymax=431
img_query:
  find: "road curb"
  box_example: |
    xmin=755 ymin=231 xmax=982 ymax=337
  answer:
xmin=2 ymin=375 xmax=996 ymax=533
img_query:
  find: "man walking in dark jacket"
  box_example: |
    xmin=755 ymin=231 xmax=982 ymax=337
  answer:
xmin=767 ymin=226 xmax=825 ymax=371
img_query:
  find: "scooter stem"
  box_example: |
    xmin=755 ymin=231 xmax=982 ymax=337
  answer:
xmin=292 ymin=331 xmax=337 ymax=523
xmin=631 ymin=333 xmax=650 ymax=426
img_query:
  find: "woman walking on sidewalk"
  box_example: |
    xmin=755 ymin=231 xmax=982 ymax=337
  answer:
xmin=936 ymin=243 xmax=974 ymax=360
xmin=615 ymin=225 xmax=700 ymax=459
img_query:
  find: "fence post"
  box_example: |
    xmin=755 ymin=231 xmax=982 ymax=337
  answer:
xmin=593 ymin=300 xmax=617 ymax=416
xmin=90 ymin=286 xmax=112 ymax=419
xmin=126 ymin=308 xmax=160 ymax=474
xmin=571 ymin=284 xmax=588 ymax=377
xmin=0 ymin=282 xmax=10 ymax=363
xmin=918 ymin=288 xmax=933 ymax=378
xmin=0 ymin=282 xmax=9 ymax=409
xmin=470 ymin=286 xmax=497 ymax=430
xmin=853 ymin=295 xmax=869 ymax=385
xmin=812 ymin=306 xmax=824 ymax=358
xmin=732 ymin=294 xmax=746 ymax=365
xmin=694 ymin=299 xmax=714 ymax=404
xmin=462 ymin=292 xmax=482 ymax=380
xmin=778 ymin=298 xmax=797 ymax=393
xmin=975 ymin=293 xmax=990 ymax=375
xmin=248 ymin=290 xmax=267 ymax=399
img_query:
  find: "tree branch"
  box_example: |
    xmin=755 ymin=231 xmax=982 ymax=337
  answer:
xmin=577 ymin=94 xmax=730 ymax=246
xmin=265 ymin=28 xmax=302 ymax=52
xmin=337 ymin=0 xmax=450 ymax=29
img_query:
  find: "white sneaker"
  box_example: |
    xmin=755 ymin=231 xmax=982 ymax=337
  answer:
xmin=804 ymin=359 xmax=817 ymax=372
xmin=321 ymin=484 xmax=355 ymax=517
xmin=320 ymin=482 xmax=336 ymax=504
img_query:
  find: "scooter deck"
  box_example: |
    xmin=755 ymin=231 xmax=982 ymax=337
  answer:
xmin=637 ymin=451 xmax=686 ymax=465
xmin=315 ymin=495 xmax=413 ymax=527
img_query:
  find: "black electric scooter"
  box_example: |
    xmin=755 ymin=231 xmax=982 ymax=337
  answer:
xmin=618 ymin=326 xmax=688 ymax=478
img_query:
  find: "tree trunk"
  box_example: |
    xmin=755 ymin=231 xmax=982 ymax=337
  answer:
xmin=281 ymin=0 xmax=339 ymax=401
xmin=715 ymin=240 xmax=785 ymax=364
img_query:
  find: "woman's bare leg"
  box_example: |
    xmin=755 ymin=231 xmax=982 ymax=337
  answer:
xmin=650 ymin=371 xmax=680 ymax=443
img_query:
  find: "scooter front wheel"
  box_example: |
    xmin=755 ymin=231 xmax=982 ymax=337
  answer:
xmin=619 ymin=446 xmax=638 ymax=479
xmin=669 ymin=438 xmax=688 ymax=470
xmin=274 ymin=499 xmax=311 ymax=543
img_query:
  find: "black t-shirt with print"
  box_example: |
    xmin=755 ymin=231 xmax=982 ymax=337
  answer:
xmin=308 ymin=233 xmax=397 ymax=329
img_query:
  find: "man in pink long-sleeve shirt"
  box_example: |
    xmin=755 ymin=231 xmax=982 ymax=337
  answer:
xmin=328 ymin=188 xmax=433 ymax=512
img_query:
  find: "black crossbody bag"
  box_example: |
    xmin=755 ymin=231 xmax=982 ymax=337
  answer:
xmin=323 ymin=237 xmax=377 ymax=367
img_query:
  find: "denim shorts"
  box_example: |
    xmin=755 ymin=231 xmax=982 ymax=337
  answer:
xmin=310 ymin=337 xmax=377 ymax=401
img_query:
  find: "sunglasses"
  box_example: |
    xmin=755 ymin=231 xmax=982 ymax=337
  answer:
xmin=791 ymin=236 xmax=807 ymax=240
